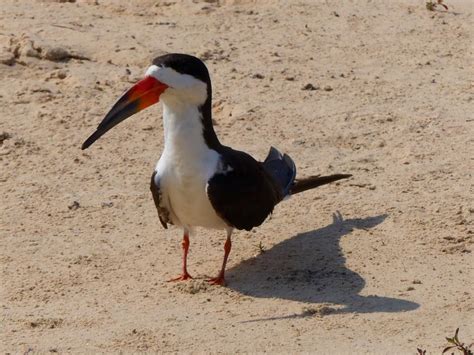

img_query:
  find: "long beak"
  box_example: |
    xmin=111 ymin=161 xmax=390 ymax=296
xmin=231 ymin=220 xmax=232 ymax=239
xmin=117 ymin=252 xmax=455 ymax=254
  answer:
xmin=81 ymin=76 xmax=168 ymax=150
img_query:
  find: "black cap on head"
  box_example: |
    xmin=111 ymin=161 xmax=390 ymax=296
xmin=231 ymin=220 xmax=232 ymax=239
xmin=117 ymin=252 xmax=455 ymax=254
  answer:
xmin=152 ymin=53 xmax=211 ymax=86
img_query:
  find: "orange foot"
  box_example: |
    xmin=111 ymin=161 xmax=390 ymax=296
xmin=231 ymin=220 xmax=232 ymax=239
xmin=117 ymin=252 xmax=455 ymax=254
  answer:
xmin=168 ymin=272 xmax=193 ymax=282
xmin=207 ymin=275 xmax=226 ymax=286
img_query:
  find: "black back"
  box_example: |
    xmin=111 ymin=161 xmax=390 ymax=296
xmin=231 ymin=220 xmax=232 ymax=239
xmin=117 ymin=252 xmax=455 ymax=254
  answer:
xmin=207 ymin=147 xmax=291 ymax=231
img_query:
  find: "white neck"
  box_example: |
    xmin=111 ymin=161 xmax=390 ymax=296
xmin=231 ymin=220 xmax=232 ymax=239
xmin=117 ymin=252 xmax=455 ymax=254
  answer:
xmin=161 ymin=101 xmax=212 ymax=162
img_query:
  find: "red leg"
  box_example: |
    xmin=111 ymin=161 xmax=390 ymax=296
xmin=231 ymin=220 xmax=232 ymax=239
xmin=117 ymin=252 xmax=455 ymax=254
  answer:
xmin=207 ymin=234 xmax=232 ymax=286
xmin=168 ymin=232 xmax=193 ymax=281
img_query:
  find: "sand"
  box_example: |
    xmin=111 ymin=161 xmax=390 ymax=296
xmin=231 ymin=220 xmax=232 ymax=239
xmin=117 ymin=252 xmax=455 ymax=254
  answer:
xmin=1 ymin=0 xmax=473 ymax=353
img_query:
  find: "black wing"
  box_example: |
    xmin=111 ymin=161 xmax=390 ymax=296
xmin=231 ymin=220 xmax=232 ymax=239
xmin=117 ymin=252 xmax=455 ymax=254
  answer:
xmin=150 ymin=171 xmax=172 ymax=229
xmin=207 ymin=148 xmax=283 ymax=231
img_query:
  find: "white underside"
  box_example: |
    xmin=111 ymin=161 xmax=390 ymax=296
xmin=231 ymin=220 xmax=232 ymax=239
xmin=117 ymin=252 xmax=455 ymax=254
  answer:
xmin=154 ymin=100 xmax=228 ymax=232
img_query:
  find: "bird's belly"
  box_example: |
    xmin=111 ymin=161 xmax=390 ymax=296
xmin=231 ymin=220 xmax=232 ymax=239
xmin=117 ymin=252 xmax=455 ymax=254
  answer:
xmin=170 ymin=182 xmax=226 ymax=229
xmin=157 ymin=165 xmax=227 ymax=230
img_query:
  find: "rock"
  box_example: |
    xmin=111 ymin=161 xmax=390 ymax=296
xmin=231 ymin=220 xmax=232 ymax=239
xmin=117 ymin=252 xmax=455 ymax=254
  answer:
xmin=43 ymin=47 xmax=70 ymax=62
xmin=324 ymin=85 xmax=333 ymax=91
xmin=20 ymin=41 xmax=41 ymax=59
xmin=9 ymin=35 xmax=81 ymax=63
xmin=0 ymin=50 xmax=15 ymax=65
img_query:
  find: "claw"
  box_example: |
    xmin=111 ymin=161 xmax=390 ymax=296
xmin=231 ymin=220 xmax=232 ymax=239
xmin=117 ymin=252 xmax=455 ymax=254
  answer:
xmin=168 ymin=272 xmax=193 ymax=282
xmin=207 ymin=275 xmax=226 ymax=286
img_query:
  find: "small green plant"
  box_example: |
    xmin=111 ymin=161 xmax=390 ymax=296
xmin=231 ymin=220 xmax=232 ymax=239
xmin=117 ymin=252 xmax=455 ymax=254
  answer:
xmin=256 ymin=241 xmax=266 ymax=254
xmin=442 ymin=328 xmax=473 ymax=355
xmin=426 ymin=0 xmax=449 ymax=11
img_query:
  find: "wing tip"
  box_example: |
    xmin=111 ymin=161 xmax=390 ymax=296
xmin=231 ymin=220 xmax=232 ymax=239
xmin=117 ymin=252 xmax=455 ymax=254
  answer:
xmin=265 ymin=146 xmax=282 ymax=162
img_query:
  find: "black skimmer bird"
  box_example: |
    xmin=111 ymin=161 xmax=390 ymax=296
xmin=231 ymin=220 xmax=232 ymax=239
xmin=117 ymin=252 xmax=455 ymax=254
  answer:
xmin=82 ymin=53 xmax=351 ymax=285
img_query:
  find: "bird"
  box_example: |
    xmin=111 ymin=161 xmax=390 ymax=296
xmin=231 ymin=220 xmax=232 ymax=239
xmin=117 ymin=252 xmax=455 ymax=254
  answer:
xmin=82 ymin=53 xmax=351 ymax=285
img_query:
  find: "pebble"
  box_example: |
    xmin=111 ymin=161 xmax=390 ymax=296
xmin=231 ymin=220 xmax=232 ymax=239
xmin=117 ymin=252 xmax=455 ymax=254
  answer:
xmin=292 ymin=139 xmax=306 ymax=146
xmin=324 ymin=85 xmax=333 ymax=91
xmin=302 ymin=83 xmax=319 ymax=91
xmin=55 ymin=70 xmax=68 ymax=79
xmin=68 ymin=201 xmax=80 ymax=210
xmin=77 ymin=0 xmax=99 ymax=4
xmin=0 ymin=132 xmax=12 ymax=144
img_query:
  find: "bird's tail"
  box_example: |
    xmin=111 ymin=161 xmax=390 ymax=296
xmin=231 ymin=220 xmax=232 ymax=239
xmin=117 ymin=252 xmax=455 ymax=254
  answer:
xmin=290 ymin=174 xmax=352 ymax=195
xmin=263 ymin=147 xmax=351 ymax=198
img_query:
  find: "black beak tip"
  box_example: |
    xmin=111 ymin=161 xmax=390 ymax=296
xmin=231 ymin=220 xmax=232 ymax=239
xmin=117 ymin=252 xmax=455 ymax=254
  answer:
xmin=81 ymin=138 xmax=92 ymax=150
xmin=81 ymin=130 xmax=102 ymax=150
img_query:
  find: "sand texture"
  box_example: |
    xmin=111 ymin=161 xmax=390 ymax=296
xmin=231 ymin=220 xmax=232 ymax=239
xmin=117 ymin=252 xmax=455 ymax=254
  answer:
xmin=1 ymin=0 xmax=473 ymax=353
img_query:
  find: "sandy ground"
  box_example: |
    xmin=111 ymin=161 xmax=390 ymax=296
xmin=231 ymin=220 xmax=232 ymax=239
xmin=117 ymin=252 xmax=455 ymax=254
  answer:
xmin=1 ymin=0 xmax=473 ymax=353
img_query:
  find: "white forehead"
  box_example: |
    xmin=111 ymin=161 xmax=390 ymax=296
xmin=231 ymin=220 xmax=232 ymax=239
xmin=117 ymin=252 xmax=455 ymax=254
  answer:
xmin=145 ymin=64 xmax=205 ymax=89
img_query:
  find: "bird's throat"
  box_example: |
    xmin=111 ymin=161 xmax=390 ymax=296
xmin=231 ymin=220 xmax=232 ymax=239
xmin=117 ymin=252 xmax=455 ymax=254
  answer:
xmin=161 ymin=98 xmax=221 ymax=154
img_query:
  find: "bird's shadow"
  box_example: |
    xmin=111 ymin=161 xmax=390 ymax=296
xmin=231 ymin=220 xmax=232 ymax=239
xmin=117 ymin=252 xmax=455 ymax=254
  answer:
xmin=227 ymin=212 xmax=419 ymax=318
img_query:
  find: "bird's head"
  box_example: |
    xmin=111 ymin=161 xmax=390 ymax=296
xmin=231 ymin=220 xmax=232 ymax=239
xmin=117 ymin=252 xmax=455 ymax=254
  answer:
xmin=82 ymin=53 xmax=211 ymax=150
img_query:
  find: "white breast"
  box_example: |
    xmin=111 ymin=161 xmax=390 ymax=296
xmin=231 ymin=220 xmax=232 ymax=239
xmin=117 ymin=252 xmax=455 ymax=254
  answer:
xmin=154 ymin=102 xmax=227 ymax=230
